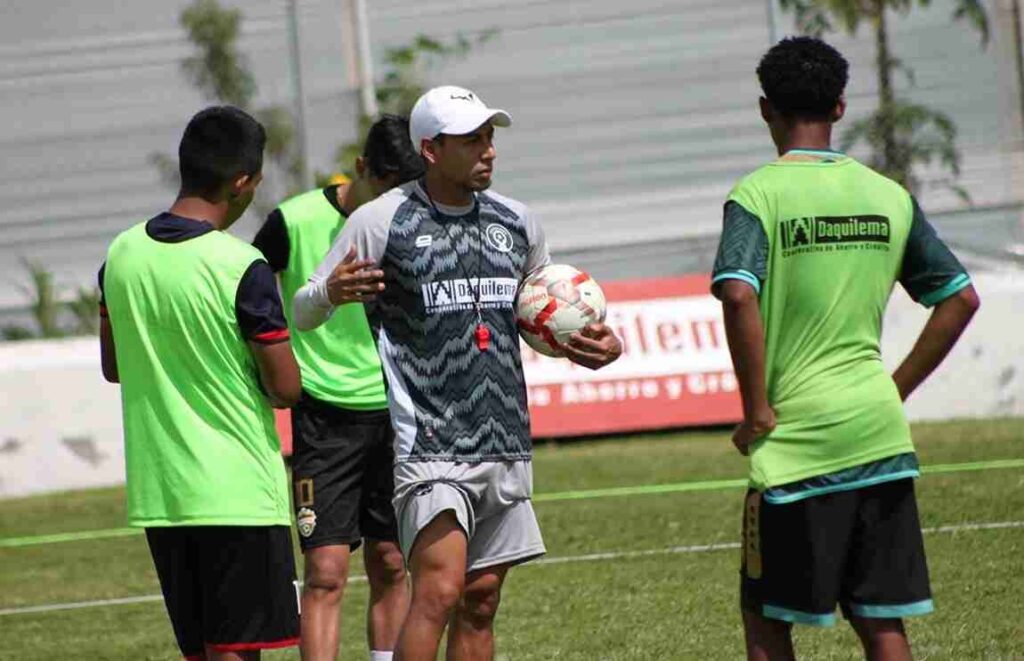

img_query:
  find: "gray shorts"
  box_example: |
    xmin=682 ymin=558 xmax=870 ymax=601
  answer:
xmin=393 ymin=460 xmax=546 ymax=573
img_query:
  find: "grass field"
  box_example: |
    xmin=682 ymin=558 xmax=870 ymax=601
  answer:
xmin=2 ymin=418 xmax=1023 ymax=660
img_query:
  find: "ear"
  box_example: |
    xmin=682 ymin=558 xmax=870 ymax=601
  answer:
xmin=355 ymin=156 xmax=367 ymax=179
xmin=420 ymin=138 xmax=439 ymax=166
xmin=759 ymin=97 xmax=773 ymax=124
xmin=832 ymin=97 xmax=846 ymax=123
xmin=228 ymin=173 xmax=250 ymax=199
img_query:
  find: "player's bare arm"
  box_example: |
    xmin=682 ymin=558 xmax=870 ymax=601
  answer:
xmin=249 ymin=340 xmax=301 ymax=408
xmin=718 ymin=279 xmax=776 ymax=455
xmin=325 ymin=245 xmax=385 ymax=305
xmin=892 ymin=285 xmax=980 ymax=401
xmin=563 ymin=323 xmax=623 ymax=370
xmin=99 ymin=316 xmax=119 ymax=383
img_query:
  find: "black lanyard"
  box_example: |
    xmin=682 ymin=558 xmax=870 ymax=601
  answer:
xmin=421 ymin=181 xmax=491 ymax=351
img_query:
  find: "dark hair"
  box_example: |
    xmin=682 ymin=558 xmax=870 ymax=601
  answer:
xmin=363 ymin=114 xmax=425 ymax=182
xmin=178 ymin=106 xmax=266 ymax=195
xmin=757 ymin=37 xmax=849 ymax=120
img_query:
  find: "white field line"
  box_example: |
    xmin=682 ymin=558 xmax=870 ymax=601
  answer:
xmin=2 ymin=520 xmax=1022 ymax=617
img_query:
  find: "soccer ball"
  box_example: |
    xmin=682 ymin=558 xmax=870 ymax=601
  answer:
xmin=516 ymin=264 xmax=606 ymax=357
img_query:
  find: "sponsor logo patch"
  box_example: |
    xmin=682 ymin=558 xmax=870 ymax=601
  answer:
xmin=416 ymin=234 xmax=433 ymax=248
xmin=779 ymin=215 xmax=891 ymax=257
xmin=296 ymin=507 xmax=317 ymax=538
xmin=420 ymin=277 xmax=518 ymax=314
xmin=484 ymin=223 xmax=514 ymax=253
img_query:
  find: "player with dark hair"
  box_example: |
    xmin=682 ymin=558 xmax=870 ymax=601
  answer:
xmin=252 ymin=114 xmax=424 ymax=661
xmin=712 ymin=37 xmax=979 ymax=660
xmin=99 ymin=105 xmax=302 ymax=660
xmin=293 ymin=86 xmax=622 ymax=660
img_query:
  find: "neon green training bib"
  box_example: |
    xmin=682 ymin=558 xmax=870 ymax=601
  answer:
xmin=105 ymin=222 xmax=291 ymax=527
xmin=277 ymin=189 xmax=387 ymax=410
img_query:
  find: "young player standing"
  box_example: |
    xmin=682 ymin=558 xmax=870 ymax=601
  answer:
xmin=712 ymin=38 xmax=979 ymax=661
xmin=99 ymin=106 xmax=302 ymax=660
xmin=252 ymin=115 xmax=424 ymax=661
xmin=293 ymin=86 xmax=622 ymax=660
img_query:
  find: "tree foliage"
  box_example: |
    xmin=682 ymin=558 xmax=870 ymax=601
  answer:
xmin=154 ymin=0 xmax=300 ymax=206
xmin=2 ymin=260 xmax=99 ymax=341
xmin=779 ymin=0 xmax=988 ymax=198
xmin=179 ymin=0 xmax=256 ymax=108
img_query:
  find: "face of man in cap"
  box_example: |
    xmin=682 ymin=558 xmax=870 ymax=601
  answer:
xmin=422 ymin=121 xmax=497 ymax=194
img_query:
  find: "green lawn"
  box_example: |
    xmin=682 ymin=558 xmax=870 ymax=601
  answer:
xmin=1 ymin=418 xmax=1022 ymax=659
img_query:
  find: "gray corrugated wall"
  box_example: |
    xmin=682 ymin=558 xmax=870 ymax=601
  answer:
xmin=0 ymin=0 xmax=1020 ymax=314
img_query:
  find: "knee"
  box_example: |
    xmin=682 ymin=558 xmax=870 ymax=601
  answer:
xmin=414 ymin=574 xmax=464 ymax=619
xmin=304 ymin=553 xmax=350 ymax=595
xmin=458 ymin=574 xmax=503 ymax=627
xmin=366 ymin=542 xmax=407 ymax=587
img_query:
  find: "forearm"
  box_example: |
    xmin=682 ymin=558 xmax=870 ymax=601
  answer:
xmin=720 ymin=286 xmax=770 ymax=418
xmin=292 ymin=279 xmax=334 ymax=331
xmin=892 ymin=286 xmax=979 ymax=401
xmin=100 ymin=318 xmax=119 ymax=383
xmin=250 ymin=341 xmax=302 ymax=408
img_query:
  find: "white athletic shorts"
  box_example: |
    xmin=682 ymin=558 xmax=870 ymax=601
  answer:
xmin=393 ymin=460 xmax=546 ymax=573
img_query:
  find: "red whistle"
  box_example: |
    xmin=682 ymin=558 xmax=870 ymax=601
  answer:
xmin=475 ymin=323 xmax=490 ymax=351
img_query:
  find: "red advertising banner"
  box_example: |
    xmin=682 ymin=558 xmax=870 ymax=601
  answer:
xmin=521 ymin=275 xmax=742 ymax=437
xmin=276 ymin=274 xmax=742 ymax=453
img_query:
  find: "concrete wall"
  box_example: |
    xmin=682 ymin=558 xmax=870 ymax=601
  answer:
xmin=1 ymin=272 xmax=1019 ymax=499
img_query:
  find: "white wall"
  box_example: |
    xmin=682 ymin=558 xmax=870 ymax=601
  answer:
xmin=1 ymin=272 xmax=1019 ymax=499
xmin=0 ymin=338 xmax=122 ymax=498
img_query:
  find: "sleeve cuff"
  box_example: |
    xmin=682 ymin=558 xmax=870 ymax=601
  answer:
xmin=919 ymin=273 xmax=971 ymax=307
xmin=250 ymin=328 xmax=290 ymax=345
xmin=310 ymin=278 xmax=333 ymax=309
xmin=711 ymin=270 xmax=762 ymax=295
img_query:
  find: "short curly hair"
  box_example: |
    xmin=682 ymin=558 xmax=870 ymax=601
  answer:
xmin=757 ymin=37 xmax=849 ymax=120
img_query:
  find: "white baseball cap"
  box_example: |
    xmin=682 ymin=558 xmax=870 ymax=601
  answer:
xmin=409 ymin=86 xmax=512 ymax=152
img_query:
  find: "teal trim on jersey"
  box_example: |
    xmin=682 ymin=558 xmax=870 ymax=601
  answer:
xmin=787 ymin=148 xmax=846 ymax=157
xmin=920 ymin=273 xmax=971 ymax=307
xmin=763 ymin=453 xmax=919 ymax=504
xmin=763 ymin=604 xmax=836 ymax=627
xmin=712 ymin=270 xmax=761 ymax=294
xmin=848 ymin=599 xmax=934 ymax=619
xmin=764 ymin=470 xmax=920 ymax=504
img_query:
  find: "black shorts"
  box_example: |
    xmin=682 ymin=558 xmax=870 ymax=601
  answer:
xmin=291 ymin=392 xmax=398 ymax=552
xmin=145 ymin=525 xmax=299 ymax=659
xmin=740 ymin=478 xmax=932 ymax=627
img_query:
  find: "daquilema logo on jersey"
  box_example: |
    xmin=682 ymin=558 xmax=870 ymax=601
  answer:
xmin=780 ymin=215 xmax=890 ymax=256
xmin=421 ymin=277 xmax=518 ymax=314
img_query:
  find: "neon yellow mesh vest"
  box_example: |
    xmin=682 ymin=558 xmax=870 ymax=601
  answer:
xmin=277 ymin=189 xmax=386 ymax=409
xmin=104 ymin=221 xmax=290 ymax=526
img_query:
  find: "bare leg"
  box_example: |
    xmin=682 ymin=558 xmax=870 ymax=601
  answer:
xmin=394 ymin=512 xmax=467 ymax=661
xmin=363 ymin=538 xmax=410 ymax=653
xmin=300 ymin=544 xmax=351 ymax=661
xmin=445 ymin=565 xmax=509 ymax=661
xmin=850 ymin=617 xmax=913 ymax=661
xmin=742 ymin=609 xmax=796 ymax=661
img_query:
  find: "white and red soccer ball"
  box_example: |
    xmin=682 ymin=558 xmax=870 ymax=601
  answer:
xmin=516 ymin=264 xmax=607 ymax=357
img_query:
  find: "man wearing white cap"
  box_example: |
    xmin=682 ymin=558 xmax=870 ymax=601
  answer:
xmin=294 ymin=86 xmax=622 ymax=660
